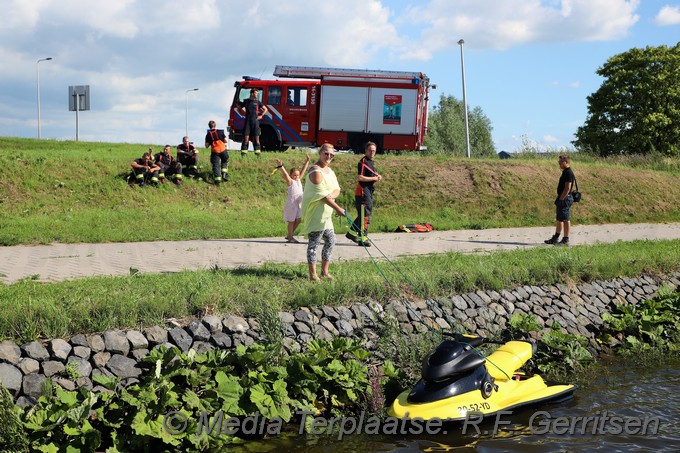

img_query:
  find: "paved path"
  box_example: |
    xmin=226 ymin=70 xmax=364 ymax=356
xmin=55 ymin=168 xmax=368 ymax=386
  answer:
xmin=1 ymin=223 xmax=679 ymax=284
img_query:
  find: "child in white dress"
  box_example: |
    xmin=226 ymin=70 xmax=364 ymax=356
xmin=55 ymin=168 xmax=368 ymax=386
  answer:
xmin=275 ymin=156 xmax=310 ymax=242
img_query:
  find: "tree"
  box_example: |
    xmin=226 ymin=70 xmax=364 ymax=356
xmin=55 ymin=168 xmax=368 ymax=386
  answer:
xmin=425 ymin=94 xmax=496 ymax=157
xmin=573 ymin=44 xmax=680 ymax=157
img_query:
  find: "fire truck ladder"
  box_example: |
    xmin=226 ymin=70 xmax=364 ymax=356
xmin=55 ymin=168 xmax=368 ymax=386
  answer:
xmin=273 ymin=65 xmax=426 ymax=81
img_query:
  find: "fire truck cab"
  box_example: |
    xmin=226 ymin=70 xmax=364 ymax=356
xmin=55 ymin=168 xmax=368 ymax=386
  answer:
xmin=228 ymin=65 xmax=432 ymax=153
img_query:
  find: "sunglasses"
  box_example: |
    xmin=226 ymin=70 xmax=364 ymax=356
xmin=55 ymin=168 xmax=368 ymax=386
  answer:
xmin=323 ymin=152 xmax=335 ymax=158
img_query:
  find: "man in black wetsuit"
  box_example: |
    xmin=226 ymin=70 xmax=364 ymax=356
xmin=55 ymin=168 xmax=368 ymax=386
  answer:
xmin=238 ymin=88 xmax=268 ymax=157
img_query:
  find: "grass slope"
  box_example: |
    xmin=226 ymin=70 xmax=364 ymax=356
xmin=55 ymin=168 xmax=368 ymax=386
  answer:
xmin=1 ymin=137 xmax=679 ymax=245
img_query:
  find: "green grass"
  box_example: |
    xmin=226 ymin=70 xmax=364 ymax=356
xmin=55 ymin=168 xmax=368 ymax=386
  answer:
xmin=1 ymin=137 xmax=680 ymax=343
xmin=1 ymin=239 xmax=678 ymax=342
xmin=1 ymin=137 xmax=679 ymax=245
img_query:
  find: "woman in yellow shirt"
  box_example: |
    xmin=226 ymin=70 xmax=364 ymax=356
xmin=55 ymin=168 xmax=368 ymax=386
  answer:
xmin=301 ymin=143 xmax=346 ymax=281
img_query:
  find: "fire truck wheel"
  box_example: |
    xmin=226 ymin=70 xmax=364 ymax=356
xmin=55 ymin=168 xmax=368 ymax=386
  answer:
xmin=261 ymin=128 xmax=281 ymax=151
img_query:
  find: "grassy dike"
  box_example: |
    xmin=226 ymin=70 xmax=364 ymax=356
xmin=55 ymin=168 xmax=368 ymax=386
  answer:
xmin=0 ymin=137 xmax=679 ymax=342
xmin=1 ymin=137 xmax=679 ymax=245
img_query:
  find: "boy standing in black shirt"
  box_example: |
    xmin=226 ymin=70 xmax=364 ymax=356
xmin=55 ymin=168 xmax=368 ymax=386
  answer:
xmin=346 ymin=141 xmax=382 ymax=247
xmin=545 ymin=155 xmax=575 ymax=246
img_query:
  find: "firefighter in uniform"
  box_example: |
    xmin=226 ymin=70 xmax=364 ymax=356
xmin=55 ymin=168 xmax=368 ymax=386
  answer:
xmin=130 ymin=149 xmax=161 ymax=187
xmin=346 ymin=141 xmax=381 ymax=247
xmin=177 ymin=136 xmax=200 ymax=179
xmin=238 ymin=88 xmax=268 ymax=157
xmin=205 ymin=120 xmax=229 ymax=185
xmin=155 ymin=145 xmax=183 ymax=185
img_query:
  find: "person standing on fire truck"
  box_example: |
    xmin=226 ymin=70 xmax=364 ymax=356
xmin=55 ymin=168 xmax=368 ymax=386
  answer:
xmin=239 ymin=88 xmax=268 ymax=157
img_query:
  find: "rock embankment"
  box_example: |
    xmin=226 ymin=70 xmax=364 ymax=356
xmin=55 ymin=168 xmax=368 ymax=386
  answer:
xmin=1 ymin=272 xmax=678 ymax=405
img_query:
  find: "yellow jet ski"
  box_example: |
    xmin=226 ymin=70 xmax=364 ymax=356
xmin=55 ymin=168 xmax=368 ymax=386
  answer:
xmin=389 ymin=333 xmax=576 ymax=421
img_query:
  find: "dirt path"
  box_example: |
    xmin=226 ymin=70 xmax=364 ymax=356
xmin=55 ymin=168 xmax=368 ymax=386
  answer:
xmin=1 ymin=223 xmax=679 ymax=284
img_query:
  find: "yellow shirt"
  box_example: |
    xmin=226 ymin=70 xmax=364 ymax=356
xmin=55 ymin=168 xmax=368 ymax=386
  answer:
xmin=301 ymin=167 xmax=340 ymax=234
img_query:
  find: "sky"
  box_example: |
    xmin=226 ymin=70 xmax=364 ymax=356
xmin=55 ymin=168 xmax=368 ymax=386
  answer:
xmin=1 ymin=0 xmax=679 ymax=152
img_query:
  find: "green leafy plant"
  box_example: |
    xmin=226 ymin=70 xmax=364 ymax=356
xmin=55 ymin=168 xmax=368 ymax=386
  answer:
xmin=15 ymin=339 xmax=377 ymax=451
xmin=507 ymin=313 xmax=594 ymax=378
xmin=602 ymin=287 xmax=680 ymax=354
xmin=0 ymin=385 xmax=28 ymax=453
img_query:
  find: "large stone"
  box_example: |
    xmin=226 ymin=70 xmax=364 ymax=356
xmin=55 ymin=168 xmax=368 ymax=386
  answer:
xmin=211 ymin=332 xmax=232 ymax=349
xmin=72 ymin=346 xmax=91 ymax=360
xmin=17 ymin=357 xmax=40 ymax=375
xmin=335 ymin=306 xmax=354 ymax=321
xmin=92 ymin=352 xmax=111 ymax=368
xmin=168 ymin=327 xmax=193 ymax=352
xmin=104 ymin=330 xmax=130 ymax=356
xmin=145 ymin=326 xmax=168 ymax=346
xmin=278 ymin=311 xmax=295 ymax=324
xmin=293 ymin=322 xmax=311 ymax=335
xmin=67 ymin=356 xmax=93 ymax=378
xmin=223 ymin=315 xmax=250 ymax=334
xmin=22 ymin=374 xmax=47 ymax=400
xmin=50 ymin=339 xmax=72 ymax=361
xmin=0 ymin=340 xmax=21 ymax=364
xmin=202 ymin=315 xmax=223 ymax=333
xmin=187 ymin=320 xmax=211 ymax=342
xmin=106 ymin=354 xmax=141 ymax=379
xmin=21 ymin=341 xmax=50 ymax=361
xmin=320 ymin=306 xmax=340 ymax=320
xmin=70 ymin=334 xmax=88 ymax=347
xmin=385 ymin=301 xmax=409 ymax=322
xmin=294 ymin=308 xmax=316 ymax=325
xmin=335 ymin=319 xmax=354 ymax=336
xmin=87 ymin=334 xmax=106 ymax=352
xmin=126 ymin=330 xmax=149 ymax=350
xmin=0 ymin=363 xmax=23 ymax=396
xmin=42 ymin=360 xmax=65 ymax=377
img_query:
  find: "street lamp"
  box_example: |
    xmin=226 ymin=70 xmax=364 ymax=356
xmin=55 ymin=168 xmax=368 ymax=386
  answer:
xmin=37 ymin=57 xmax=53 ymax=139
xmin=185 ymin=88 xmax=199 ymax=138
xmin=457 ymin=40 xmax=471 ymax=158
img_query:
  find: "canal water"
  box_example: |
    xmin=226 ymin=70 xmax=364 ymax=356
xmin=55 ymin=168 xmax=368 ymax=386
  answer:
xmin=233 ymin=358 xmax=679 ymax=452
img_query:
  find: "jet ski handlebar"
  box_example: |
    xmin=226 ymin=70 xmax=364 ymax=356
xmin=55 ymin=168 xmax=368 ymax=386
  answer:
xmin=441 ymin=332 xmax=505 ymax=346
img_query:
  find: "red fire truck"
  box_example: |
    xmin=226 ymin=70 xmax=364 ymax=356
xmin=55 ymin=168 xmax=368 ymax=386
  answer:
xmin=228 ymin=65 xmax=433 ymax=152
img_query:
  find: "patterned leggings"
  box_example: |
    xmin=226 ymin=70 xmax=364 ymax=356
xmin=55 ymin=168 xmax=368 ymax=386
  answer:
xmin=306 ymin=229 xmax=336 ymax=264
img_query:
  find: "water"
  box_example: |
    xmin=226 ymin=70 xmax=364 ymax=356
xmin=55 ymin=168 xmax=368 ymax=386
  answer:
xmin=235 ymin=359 xmax=680 ymax=452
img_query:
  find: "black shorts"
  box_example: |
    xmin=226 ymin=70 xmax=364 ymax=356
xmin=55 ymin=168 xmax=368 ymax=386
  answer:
xmin=243 ymin=119 xmax=260 ymax=138
xmin=555 ymin=196 xmax=573 ymax=221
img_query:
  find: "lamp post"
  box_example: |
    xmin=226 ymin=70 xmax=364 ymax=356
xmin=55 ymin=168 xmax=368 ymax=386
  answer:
xmin=36 ymin=57 xmax=53 ymax=139
xmin=185 ymin=88 xmax=199 ymax=138
xmin=457 ymin=40 xmax=471 ymax=158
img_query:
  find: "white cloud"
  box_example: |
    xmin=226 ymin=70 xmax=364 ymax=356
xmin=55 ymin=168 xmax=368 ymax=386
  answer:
xmin=396 ymin=0 xmax=640 ymax=56
xmin=654 ymin=5 xmax=680 ymax=25
xmin=543 ymin=134 xmax=559 ymax=144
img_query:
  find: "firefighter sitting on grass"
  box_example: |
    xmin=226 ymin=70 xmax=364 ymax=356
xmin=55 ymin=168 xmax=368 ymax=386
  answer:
xmin=130 ymin=149 xmax=161 ymax=187
xmin=154 ymin=144 xmax=183 ymax=185
xmin=177 ymin=136 xmax=200 ymax=179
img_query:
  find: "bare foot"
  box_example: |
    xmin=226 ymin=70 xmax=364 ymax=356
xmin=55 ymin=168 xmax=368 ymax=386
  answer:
xmin=285 ymin=236 xmax=300 ymax=243
xmin=321 ymin=273 xmax=335 ymax=281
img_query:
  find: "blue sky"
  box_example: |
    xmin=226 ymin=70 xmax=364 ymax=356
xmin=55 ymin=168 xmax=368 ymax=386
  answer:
xmin=0 ymin=0 xmax=678 ymax=152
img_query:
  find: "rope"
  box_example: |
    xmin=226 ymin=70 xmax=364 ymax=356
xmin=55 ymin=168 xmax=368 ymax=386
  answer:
xmin=341 ymin=211 xmax=516 ymax=379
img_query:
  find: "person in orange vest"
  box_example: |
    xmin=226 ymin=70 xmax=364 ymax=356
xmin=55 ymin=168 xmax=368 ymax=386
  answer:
xmin=204 ymin=120 xmax=229 ymax=185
